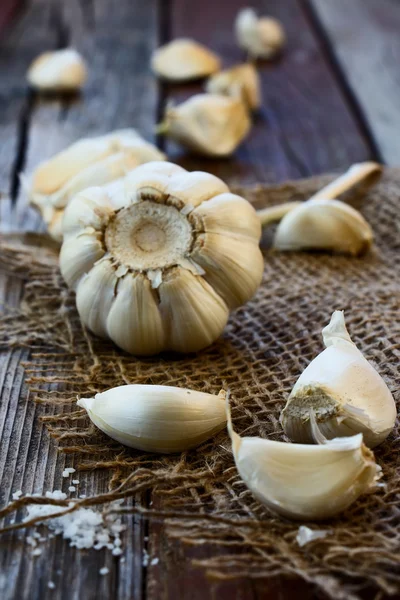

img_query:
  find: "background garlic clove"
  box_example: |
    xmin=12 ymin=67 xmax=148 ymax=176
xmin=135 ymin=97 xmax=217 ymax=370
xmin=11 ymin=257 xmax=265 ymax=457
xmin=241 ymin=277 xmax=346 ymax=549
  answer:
xmin=206 ymin=63 xmax=261 ymax=110
xmin=158 ymin=94 xmax=251 ymax=157
xmin=77 ymin=385 xmax=227 ymax=453
xmin=151 ymin=38 xmax=221 ymax=81
xmin=158 ymin=268 xmax=229 ymax=353
xmin=273 ymin=198 xmax=374 ymax=255
xmin=235 ymin=9 xmax=285 ymax=59
xmin=228 ymin=406 xmax=380 ymax=520
xmin=281 ymin=311 xmax=397 ymax=448
xmin=27 ymin=48 xmax=87 ymax=91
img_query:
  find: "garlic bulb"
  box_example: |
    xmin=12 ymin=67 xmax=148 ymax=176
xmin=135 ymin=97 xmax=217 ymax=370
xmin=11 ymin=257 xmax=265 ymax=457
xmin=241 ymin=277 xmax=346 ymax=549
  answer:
xmin=235 ymin=8 xmax=285 ymax=59
xmin=29 ymin=129 xmax=166 ymax=241
xmin=77 ymin=385 xmax=227 ymax=453
xmin=205 ymin=63 xmax=261 ymax=110
xmin=228 ymin=407 xmax=379 ymax=520
xmin=27 ymin=48 xmax=87 ymax=91
xmin=151 ymin=38 xmax=220 ymax=81
xmin=281 ymin=311 xmax=397 ymax=448
xmin=60 ymin=161 xmax=263 ymax=355
xmin=158 ymin=94 xmax=251 ymax=157
xmin=257 ymin=162 xmax=381 ymax=255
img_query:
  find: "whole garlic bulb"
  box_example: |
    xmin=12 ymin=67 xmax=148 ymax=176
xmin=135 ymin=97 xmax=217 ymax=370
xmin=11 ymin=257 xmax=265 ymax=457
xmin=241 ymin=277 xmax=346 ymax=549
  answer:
xmin=228 ymin=406 xmax=379 ymax=520
xmin=27 ymin=48 xmax=87 ymax=91
xmin=205 ymin=63 xmax=261 ymax=111
xmin=29 ymin=129 xmax=166 ymax=241
xmin=281 ymin=311 xmax=397 ymax=448
xmin=235 ymin=8 xmax=285 ymax=59
xmin=78 ymin=385 xmax=227 ymax=453
xmin=151 ymin=38 xmax=221 ymax=81
xmin=158 ymin=94 xmax=251 ymax=157
xmin=60 ymin=161 xmax=263 ymax=355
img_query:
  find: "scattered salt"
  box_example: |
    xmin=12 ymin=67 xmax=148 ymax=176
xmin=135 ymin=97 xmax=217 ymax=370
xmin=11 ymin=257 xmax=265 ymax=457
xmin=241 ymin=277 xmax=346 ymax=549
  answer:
xmin=45 ymin=490 xmax=67 ymax=501
xmin=99 ymin=567 xmax=109 ymax=576
xmin=112 ymin=548 xmax=123 ymax=556
xmin=68 ymin=486 xmax=76 ymax=493
xmin=48 ymin=582 xmax=56 ymax=590
xmin=79 ymin=494 xmax=86 ymax=499
xmin=33 ymin=532 xmax=41 ymax=539
xmin=142 ymin=550 xmax=149 ymax=567
xmin=12 ymin=490 xmax=22 ymax=500
xmin=62 ymin=468 xmax=76 ymax=478
xmin=72 ymin=480 xmax=79 ymax=485
xmin=32 ymin=548 xmax=42 ymax=556
xmin=296 ymin=526 xmax=330 ymax=547
xmin=114 ymin=538 xmax=122 ymax=547
xmin=120 ymin=557 xmax=126 ymax=564
xmin=26 ymin=536 xmax=37 ymax=547
xmin=150 ymin=557 xmax=159 ymax=566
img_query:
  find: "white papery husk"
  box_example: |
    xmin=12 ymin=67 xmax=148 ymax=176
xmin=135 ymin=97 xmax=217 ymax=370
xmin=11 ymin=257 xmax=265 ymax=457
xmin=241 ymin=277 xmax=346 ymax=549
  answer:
xmin=280 ymin=311 xmax=397 ymax=448
xmin=27 ymin=48 xmax=87 ymax=91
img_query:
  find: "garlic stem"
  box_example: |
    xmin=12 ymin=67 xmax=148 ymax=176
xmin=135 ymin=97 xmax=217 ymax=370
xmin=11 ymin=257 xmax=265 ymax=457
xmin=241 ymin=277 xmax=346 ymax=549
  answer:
xmin=155 ymin=121 xmax=169 ymax=135
xmin=256 ymin=161 xmax=382 ymax=226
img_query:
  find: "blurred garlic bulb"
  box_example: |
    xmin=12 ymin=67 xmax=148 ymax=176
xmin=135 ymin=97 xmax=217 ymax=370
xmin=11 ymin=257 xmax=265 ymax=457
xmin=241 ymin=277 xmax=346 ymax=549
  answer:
xmin=78 ymin=385 xmax=227 ymax=453
xmin=257 ymin=162 xmax=381 ymax=255
xmin=29 ymin=129 xmax=166 ymax=241
xmin=60 ymin=161 xmax=263 ymax=355
xmin=227 ymin=405 xmax=379 ymax=520
xmin=235 ymin=8 xmax=285 ymax=59
xmin=27 ymin=48 xmax=87 ymax=91
xmin=206 ymin=63 xmax=261 ymax=110
xmin=151 ymin=38 xmax=220 ymax=81
xmin=158 ymin=94 xmax=251 ymax=157
xmin=281 ymin=311 xmax=397 ymax=448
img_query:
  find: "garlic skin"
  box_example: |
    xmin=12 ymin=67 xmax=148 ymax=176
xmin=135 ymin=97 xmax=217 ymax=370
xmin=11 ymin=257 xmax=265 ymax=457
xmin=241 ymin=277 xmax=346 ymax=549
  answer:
xmin=60 ymin=161 xmax=263 ymax=355
xmin=235 ymin=9 xmax=285 ymax=59
xmin=281 ymin=311 xmax=397 ymax=448
xmin=151 ymin=38 xmax=220 ymax=81
xmin=29 ymin=129 xmax=166 ymax=241
xmin=27 ymin=48 xmax=87 ymax=91
xmin=77 ymin=385 xmax=227 ymax=453
xmin=273 ymin=198 xmax=373 ymax=256
xmin=206 ymin=63 xmax=261 ymax=110
xmin=158 ymin=94 xmax=251 ymax=157
xmin=228 ymin=407 xmax=379 ymax=520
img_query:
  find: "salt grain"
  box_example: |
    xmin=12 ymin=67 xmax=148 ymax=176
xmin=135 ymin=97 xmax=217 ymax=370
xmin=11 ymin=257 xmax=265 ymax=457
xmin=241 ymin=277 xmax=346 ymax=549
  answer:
xmin=296 ymin=526 xmax=330 ymax=547
xmin=48 ymin=582 xmax=56 ymax=590
xmin=99 ymin=567 xmax=109 ymax=576
xmin=72 ymin=480 xmax=79 ymax=485
xmin=150 ymin=557 xmax=159 ymax=566
xmin=32 ymin=548 xmax=42 ymax=556
xmin=12 ymin=490 xmax=23 ymax=500
xmin=112 ymin=547 xmax=123 ymax=556
xmin=68 ymin=486 xmax=76 ymax=493
xmin=62 ymin=468 xmax=76 ymax=478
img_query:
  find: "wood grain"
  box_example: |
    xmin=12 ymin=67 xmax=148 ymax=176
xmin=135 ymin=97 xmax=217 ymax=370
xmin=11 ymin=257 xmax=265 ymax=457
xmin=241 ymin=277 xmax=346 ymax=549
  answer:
xmin=309 ymin=0 xmax=400 ymax=165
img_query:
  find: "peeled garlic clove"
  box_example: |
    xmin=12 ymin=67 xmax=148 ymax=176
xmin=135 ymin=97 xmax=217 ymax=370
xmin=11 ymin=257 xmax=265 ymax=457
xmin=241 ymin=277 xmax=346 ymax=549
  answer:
xmin=60 ymin=162 xmax=263 ymax=354
xmin=281 ymin=311 xmax=397 ymax=448
xmin=158 ymin=94 xmax=251 ymax=157
xmin=27 ymin=48 xmax=87 ymax=91
xmin=151 ymin=38 xmax=220 ymax=82
xmin=228 ymin=407 xmax=379 ymax=520
xmin=206 ymin=63 xmax=261 ymax=110
xmin=273 ymin=198 xmax=373 ymax=256
xmin=159 ymin=268 xmax=229 ymax=353
xmin=77 ymin=385 xmax=227 ymax=453
xmin=235 ymin=9 xmax=285 ymax=59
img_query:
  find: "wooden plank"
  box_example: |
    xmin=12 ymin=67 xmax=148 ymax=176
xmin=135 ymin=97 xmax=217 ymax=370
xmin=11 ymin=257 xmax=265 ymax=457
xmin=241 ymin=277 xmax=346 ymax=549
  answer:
xmin=161 ymin=0 xmax=372 ymax=187
xmin=309 ymin=0 xmax=400 ymax=165
xmin=0 ymin=0 xmax=159 ymax=598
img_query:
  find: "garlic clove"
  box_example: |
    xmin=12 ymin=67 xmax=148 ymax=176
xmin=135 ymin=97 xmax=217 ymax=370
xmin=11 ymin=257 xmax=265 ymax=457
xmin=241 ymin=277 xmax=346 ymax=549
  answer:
xmin=273 ymin=198 xmax=374 ymax=256
xmin=159 ymin=267 xmax=229 ymax=353
xmin=124 ymin=161 xmax=186 ymax=202
xmin=192 ymin=233 xmax=264 ymax=308
xmin=59 ymin=232 xmax=105 ymax=290
xmin=166 ymin=171 xmax=230 ymax=210
xmin=281 ymin=311 xmax=397 ymax=448
xmin=106 ymin=273 xmax=165 ymax=356
xmin=62 ymin=187 xmax=115 ymax=240
xmin=151 ymin=38 xmax=221 ymax=82
xmin=206 ymin=63 xmax=261 ymax=110
xmin=235 ymin=9 xmax=285 ymax=59
xmin=76 ymin=258 xmax=118 ymax=338
xmin=77 ymin=385 xmax=227 ymax=453
xmin=192 ymin=193 xmax=262 ymax=241
xmin=158 ymin=94 xmax=251 ymax=157
xmin=27 ymin=48 xmax=87 ymax=91
xmin=228 ymin=406 xmax=380 ymax=520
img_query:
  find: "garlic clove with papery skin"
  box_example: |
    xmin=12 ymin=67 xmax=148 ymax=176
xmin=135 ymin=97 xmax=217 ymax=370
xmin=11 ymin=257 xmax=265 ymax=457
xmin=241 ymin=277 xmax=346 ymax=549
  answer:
xmin=77 ymin=385 xmax=227 ymax=453
xmin=235 ymin=8 xmax=285 ymax=60
xmin=27 ymin=48 xmax=87 ymax=91
xmin=205 ymin=63 xmax=261 ymax=110
xmin=157 ymin=94 xmax=251 ymax=157
xmin=280 ymin=311 xmax=397 ymax=448
xmin=227 ymin=404 xmax=380 ymax=520
xmin=151 ymin=38 xmax=221 ymax=82
xmin=60 ymin=161 xmax=263 ymax=355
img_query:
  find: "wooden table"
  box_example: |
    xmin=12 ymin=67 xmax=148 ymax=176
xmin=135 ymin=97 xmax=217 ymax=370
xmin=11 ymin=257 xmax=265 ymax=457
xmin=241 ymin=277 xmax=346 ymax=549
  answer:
xmin=0 ymin=1 xmax=398 ymax=598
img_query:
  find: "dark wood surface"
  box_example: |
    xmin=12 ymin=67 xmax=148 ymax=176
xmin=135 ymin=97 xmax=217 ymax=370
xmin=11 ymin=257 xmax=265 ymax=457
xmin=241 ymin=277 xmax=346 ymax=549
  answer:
xmin=0 ymin=0 xmax=395 ymax=598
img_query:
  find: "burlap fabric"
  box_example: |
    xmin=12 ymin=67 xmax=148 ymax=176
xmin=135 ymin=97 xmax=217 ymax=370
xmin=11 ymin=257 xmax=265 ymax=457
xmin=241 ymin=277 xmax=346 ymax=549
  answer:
xmin=0 ymin=169 xmax=399 ymax=599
